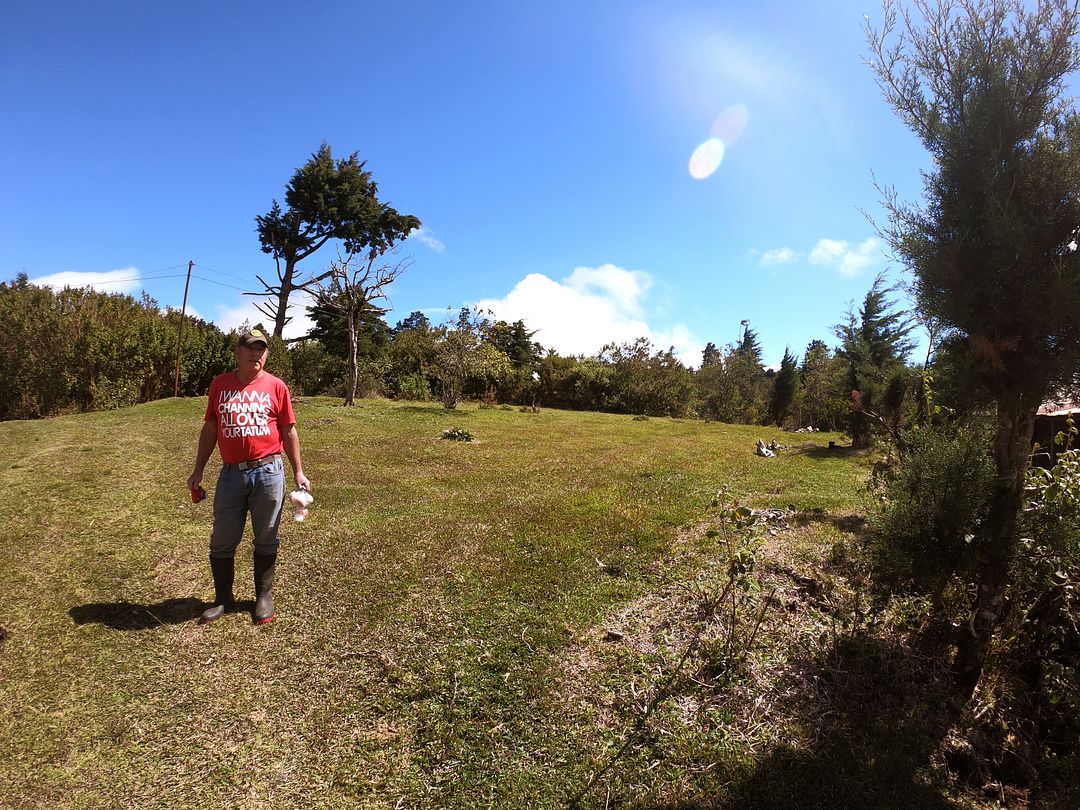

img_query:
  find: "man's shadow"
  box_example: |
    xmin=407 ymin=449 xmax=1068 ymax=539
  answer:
xmin=68 ymin=598 xmax=255 ymax=630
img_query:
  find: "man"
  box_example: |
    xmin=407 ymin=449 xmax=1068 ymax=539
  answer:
xmin=187 ymin=328 xmax=311 ymax=625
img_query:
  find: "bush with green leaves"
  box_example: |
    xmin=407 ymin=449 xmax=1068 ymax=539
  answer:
xmin=1002 ymin=423 xmax=1080 ymax=785
xmin=392 ymin=371 xmax=432 ymax=402
xmin=288 ymin=339 xmax=346 ymax=396
xmin=0 ymin=278 xmax=235 ymax=419
xmin=599 ymin=338 xmax=695 ymax=418
xmin=869 ymin=422 xmax=995 ymax=602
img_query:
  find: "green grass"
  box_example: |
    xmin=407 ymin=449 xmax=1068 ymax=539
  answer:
xmin=0 ymin=397 xmax=969 ymax=808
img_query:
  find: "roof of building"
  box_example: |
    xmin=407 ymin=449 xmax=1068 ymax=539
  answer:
xmin=1038 ymin=398 xmax=1080 ymax=417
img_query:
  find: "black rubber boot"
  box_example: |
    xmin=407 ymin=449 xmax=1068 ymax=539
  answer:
xmin=253 ymin=552 xmax=277 ymax=625
xmin=200 ymin=556 xmax=235 ymax=624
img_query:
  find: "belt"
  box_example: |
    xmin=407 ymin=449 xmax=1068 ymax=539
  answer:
xmin=227 ymin=453 xmax=280 ymax=471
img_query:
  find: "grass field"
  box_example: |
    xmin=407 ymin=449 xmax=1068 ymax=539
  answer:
xmin=0 ymin=397 xmax=974 ymax=808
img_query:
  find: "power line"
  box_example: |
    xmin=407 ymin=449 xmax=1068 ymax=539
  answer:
xmin=141 ymin=263 xmax=190 ymax=274
xmin=46 ymin=273 xmax=189 ymax=286
xmin=192 ymin=262 xmax=255 ymax=283
xmin=188 ymin=273 xmax=251 ymax=292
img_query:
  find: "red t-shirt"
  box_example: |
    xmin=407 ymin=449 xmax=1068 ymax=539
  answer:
xmin=204 ymin=371 xmax=296 ymax=465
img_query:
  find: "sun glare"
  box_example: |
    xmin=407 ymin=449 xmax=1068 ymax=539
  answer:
xmin=711 ymin=103 xmax=749 ymax=144
xmin=689 ymin=138 xmax=725 ymax=180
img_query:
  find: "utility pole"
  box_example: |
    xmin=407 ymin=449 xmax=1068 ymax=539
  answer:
xmin=174 ymin=259 xmax=194 ymax=398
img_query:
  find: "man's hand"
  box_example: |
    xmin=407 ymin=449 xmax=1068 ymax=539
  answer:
xmin=295 ymin=471 xmax=312 ymax=492
xmin=187 ymin=470 xmax=203 ymax=490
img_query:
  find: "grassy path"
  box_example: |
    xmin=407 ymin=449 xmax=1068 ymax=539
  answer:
xmin=0 ymin=398 xmax=866 ymax=808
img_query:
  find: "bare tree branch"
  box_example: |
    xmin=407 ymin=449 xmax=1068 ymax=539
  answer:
xmin=309 ymin=246 xmax=411 ymax=406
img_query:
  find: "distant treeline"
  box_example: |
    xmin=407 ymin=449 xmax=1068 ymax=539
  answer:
xmin=0 ymin=275 xmax=290 ymax=420
xmin=1 ymin=275 xmax=917 ymax=439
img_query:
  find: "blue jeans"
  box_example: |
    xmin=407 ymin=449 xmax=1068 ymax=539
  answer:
xmin=210 ymin=457 xmax=285 ymax=559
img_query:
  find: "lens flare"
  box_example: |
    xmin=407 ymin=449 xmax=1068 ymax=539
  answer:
xmin=689 ymin=138 xmax=725 ymax=180
xmin=711 ymin=103 xmax=749 ymax=144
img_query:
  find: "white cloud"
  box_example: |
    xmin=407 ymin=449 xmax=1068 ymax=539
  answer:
xmin=474 ymin=263 xmax=701 ymax=366
xmin=29 ymin=267 xmax=142 ymax=294
xmin=758 ymin=247 xmax=798 ymax=266
xmin=564 ymin=263 xmax=653 ymax=317
xmin=650 ymin=324 xmax=700 ymax=367
xmin=808 ymin=237 xmax=881 ymax=276
xmin=214 ymin=293 xmax=315 ymax=342
xmin=411 ymin=227 xmax=446 ymax=254
xmin=808 ymin=239 xmax=847 ymax=266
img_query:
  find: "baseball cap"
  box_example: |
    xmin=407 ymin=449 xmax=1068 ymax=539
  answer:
xmin=238 ymin=328 xmax=269 ymax=348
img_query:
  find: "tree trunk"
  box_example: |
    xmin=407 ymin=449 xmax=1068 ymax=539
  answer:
xmin=952 ymin=395 xmax=1038 ymax=698
xmin=345 ymin=317 xmax=358 ymax=407
xmin=272 ymin=257 xmax=296 ymax=338
xmin=851 ymin=411 xmax=872 ymax=449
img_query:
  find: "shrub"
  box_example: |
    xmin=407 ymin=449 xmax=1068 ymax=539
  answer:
xmin=289 ymin=340 xmax=346 ymax=396
xmin=440 ymin=427 xmax=474 ymax=442
xmin=869 ymin=423 xmax=995 ymax=601
xmin=0 ymin=280 xmax=234 ymax=419
xmin=394 ymin=371 xmax=432 ymax=402
xmin=1003 ymin=433 xmax=1080 ymax=788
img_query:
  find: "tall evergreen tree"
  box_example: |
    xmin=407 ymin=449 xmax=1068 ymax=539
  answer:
xmin=769 ymin=346 xmax=799 ymax=426
xmin=482 ymin=319 xmax=542 ymax=367
xmin=736 ymin=321 xmax=763 ymax=363
xmin=391 ymin=311 xmax=431 ymax=336
xmin=695 ymin=328 xmax=769 ymax=424
xmin=868 ymin=0 xmax=1080 ymax=695
xmin=835 ymin=274 xmax=914 ymax=448
xmin=254 ymin=144 xmax=420 ymax=337
xmin=701 ymin=341 xmax=722 ymax=367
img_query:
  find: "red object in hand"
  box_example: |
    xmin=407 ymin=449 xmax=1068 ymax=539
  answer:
xmin=190 ymin=485 xmax=207 ymax=503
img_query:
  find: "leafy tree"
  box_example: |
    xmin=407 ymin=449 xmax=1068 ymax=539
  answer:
xmin=701 ymin=341 xmax=722 ymax=367
xmin=387 ymin=311 xmax=437 ymax=400
xmin=790 ymin=339 xmax=849 ymax=430
xmin=431 ymin=309 xmax=513 ymax=409
xmin=163 ymin=309 xmax=235 ymax=398
xmin=391 ymin=310 xmax=432 ymax=337
xmin=695 ymin=325 xmax=769 ymax=424
xmin=835 ymin=274 xmax=915 ymax=448
xmin=566 ymin=358 xmax=617 ymax=411
xmin=537 ymin=352 xmax=594 ymax=410
xmin=867 ymin=0 xmax=1080 ymax=695
xmin=694 ymin=363 xmax=736 ymax=422
xmin=482 ymin=319 xmax=542 ymax=368
xmin=0 ymin=280 xmax=233 ymax=419
xmin=769 ymin=346 xmax=799 ymax=426
xmin=253 ymin=143 xmax=420 ymax=337
xmin=598 ymin=338 xmax=695 ymax=417
xmin=480 ymin=319 xmax=545 ymax=403
xmin=288 ymin=339 xmax=346 ymax=397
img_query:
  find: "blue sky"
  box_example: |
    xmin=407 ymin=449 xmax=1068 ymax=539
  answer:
xmin=2 ymin=0 xmax=932 ymax=368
